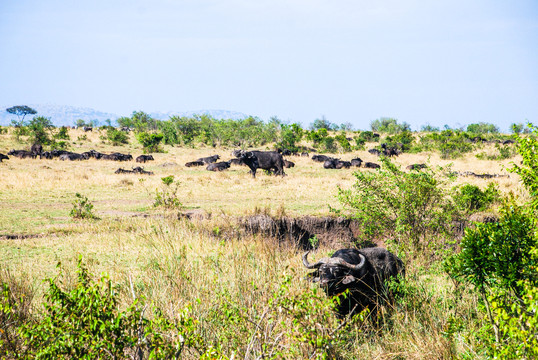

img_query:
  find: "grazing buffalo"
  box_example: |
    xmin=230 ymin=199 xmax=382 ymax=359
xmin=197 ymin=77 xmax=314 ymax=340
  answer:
xmin=277 ymin=148 xmax=292 ymax=156
xmin=206 ymin=161 xmax=231 ymax=172
xmin=115 ymin=167 xmax=154 ymax=175
xmin=0 ymin=153 xmax=9 ymax=162
xmin=323 ymin=158 xmax=350 ymax=169
xmin=136 ymin=154 xmax=154 ymax=163
xmin=301 ymin=152 xmax=309 ymax=157
xmin=363 ymin=162 xmax=380 ymax=169
xmin=502 ymin=139 xmax=515 ymax=145
xmin=233 ymin=150 xmax=285 ymax=178
xmin=8 ymin=150 xmax=36 ymax=159
xmin=406 ymin=163 xmax=427 ymax=171
xmin=303 ymin=247 xmax=404 ymax=316
xmin=83 ymin=126 xmax=93 ymax=132
xmin=368 ymin=149 xmax=381 ymax=156
xmin=197 ymin=155 xmax=220 ymax=164
xmin=59 ymin=153 xmax=89 ymax=161
xmin=351 ymin=158 xmax=363 ymax=167
xmin=283 ymin=160 xmax=295 ymax=168
xmin=185 ymin=160 xmax=205 ymax=167
xmin=40 ymin=151 xmax=53 ymax=159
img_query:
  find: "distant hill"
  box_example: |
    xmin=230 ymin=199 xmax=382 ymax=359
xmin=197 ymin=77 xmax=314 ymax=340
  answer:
xmin=0 ymin=104 xmax=250 ymax=127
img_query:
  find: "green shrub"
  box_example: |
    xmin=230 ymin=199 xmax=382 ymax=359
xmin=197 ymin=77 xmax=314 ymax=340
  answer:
xmin=370 ymin=117 xmax=411 ymax=134
xmin=475 ymin=143 xmax=517 ymax=160
xmin=137 ymin=132 xmax=164 ymax=153
xmin=54 ymin=126 xmax=70 ymax=140
xmin=107 ymin=128 xmax=129 ymax=146
xmin=454 ymin=183 xmax=501 ymax=213
xmin=335 ymin=158 xmax=459 ymax=252
xmin=154 ymin=176 xmax=182 ymax=209
xmin=70 ymin=193 xmax=98 ymax=220
xmin=276 ymin=123 xmax=303 ymax=153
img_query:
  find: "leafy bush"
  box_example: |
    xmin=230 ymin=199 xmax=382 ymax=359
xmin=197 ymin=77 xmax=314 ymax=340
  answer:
xmin=9 ymin=258 xmax=197 ymax=359
xmin=154 ymin=176 xmax=182 ymax=209
xmin=70 ymin=193 xmax=98 ymax=220
xmin=418 ymin=130 xmax=474 ymax=159
xmin=454 ymin=183 xmax=501 ymax=213
xmin=384 ymin=130 xmax=415 ymax=151
xmin=107 ymin=128 xmax=129 ymax=146
xmin=370 ymin=117 xmax=411 ymax=134
xmin=466 ymin=122 xmax=499 ymax=134
xmin=54 ymin=126 xmax=70 ymax=140
xmin=335 ymin=158 xmax=459 ymax=252
xmin=475 ymin=143 xmax=517 ymax=160
xmin=27 ymin=116 xmax=54 ymax=145
xmin=137 ymin=132 xmax=164 ymax=153
xmin=276 ymin=123 xmax=303 ymax=153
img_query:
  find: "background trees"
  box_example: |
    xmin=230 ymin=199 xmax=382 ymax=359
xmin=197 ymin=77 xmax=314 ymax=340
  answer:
xmin=6 ymin=105 xmax=37 ymax=125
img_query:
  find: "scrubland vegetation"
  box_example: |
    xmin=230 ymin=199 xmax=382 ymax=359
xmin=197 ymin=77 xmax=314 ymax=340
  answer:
xmin=0 ymin=113 xmax=536 ymax=359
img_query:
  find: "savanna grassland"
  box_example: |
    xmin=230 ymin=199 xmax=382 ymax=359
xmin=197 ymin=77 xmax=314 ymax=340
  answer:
xmin=0 ymin=126 xmax=532 ymax=359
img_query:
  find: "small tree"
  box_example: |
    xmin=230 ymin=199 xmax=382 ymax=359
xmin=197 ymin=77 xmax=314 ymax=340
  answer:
xmin=27 ymin=116 xmax=54 ymax=145
xmin=277 ymin=123 xmax=303 ymax=153
xmin=137 ymin=132 xmax=164 ymax=153
xmin=370 ymin=117 xmax=411 ymax=134
xmin=6 ymin=105 xmax=37 ymax=123
xmin=107 ymin=128 xmax=129 ymax=146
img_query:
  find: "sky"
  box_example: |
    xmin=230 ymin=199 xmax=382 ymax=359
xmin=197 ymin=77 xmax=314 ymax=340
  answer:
xmin=0 ymin=0 xmax=536 ymax=131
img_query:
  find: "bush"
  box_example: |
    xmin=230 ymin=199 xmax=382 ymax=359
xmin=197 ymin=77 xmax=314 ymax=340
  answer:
xmin=154 ymin=176 xmax=182 ymax=209
xmin=107 ymin=128 xmax=129 ymax=146
xmin=137 ymin=132 xmax=164 ymax=153
xmin=370 ymin=117 xmax=410 ymax=134
xmin=276 ymin=123 xmax=303 ymax=153
xmin=454 ymin=183 xmax=501 ymax=213
xmin=54 ymin=126 xmax=70 ymax=140
xmin=70 ymin=193 xmax=98 ymax=220
xmin=335 ymin=158 xmax=459 ymax=253
xmin=475 ymin=143 xmax=517 ymax=160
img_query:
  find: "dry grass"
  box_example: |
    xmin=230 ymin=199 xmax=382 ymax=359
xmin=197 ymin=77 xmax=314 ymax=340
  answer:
xmin=0 ymin=128 xmax=518 ymax=358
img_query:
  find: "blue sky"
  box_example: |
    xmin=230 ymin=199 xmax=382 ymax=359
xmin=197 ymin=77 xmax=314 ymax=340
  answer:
xmin=1 ymin=0 xmax=536 ymax=131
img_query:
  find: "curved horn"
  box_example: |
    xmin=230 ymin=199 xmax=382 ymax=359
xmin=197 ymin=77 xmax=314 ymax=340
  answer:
xmin=302 ymin=251 xmax=329 ymax=269
xmin=328 ymin=254 xmax=366 ymax=271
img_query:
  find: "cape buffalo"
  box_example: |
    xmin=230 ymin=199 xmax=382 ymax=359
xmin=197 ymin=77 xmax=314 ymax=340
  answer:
xmin=136 ymin=154 xmax=154 ymax=163
xmin=312 ymin=154 xmax=333 ymax=162
xmin=206 ymin=161 xmax=231 ymax=172
xmin=283 ymin=160 xmax=295 ymax=168
xmin=351 ymin=158 xmax=363 ymax=167
xmin=233 ymin=150 xmax=285 ymax=178
xmin=31 ymin=143 xmax=43 ymax=156
xmin=0 ymin=153 xmax=9 ymax=162
xmin=406 ymin=163 xmax=427 ymax=171
xmin=363 ymin=162 xmax=380 ymax=169
xmin=185 ymin=160 xmax=205 ymax=167
xmin=303 ymin=248 xmax=404 ymax=316
xmin=197 ymin=155 xmax=220 ymax=164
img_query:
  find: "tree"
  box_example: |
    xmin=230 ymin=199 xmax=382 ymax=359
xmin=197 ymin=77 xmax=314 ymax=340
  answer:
xmin=277 ymin=123 xmax=303 ymax=152
xmin=370 ymin=117 xmax=411 ymax=134
xmin=310 ymin=116 xmax=337 ymax=131
xmin=137 ymin=132 xmax=164 ymax=153
xmin=6 ymin=105 xmax=37 ymax=123
xmin=28 ymin=116 xmax=54 ymax=145
xmin=466 ymin=122 xmax=499 ymax=134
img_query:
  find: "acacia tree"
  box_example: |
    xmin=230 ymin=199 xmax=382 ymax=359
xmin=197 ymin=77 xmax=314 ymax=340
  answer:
xmin=6 ymin=105 xmax=37 ymax=124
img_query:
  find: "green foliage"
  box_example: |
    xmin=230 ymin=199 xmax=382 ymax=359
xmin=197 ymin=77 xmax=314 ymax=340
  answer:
xmin=336 ymin=158 xmax=458 ymax=252
xmin=27 ymin=116 xmax=54 ymax=145
xmin=454 ymin=183 xmax=501 ymax=213
xmin=310 ymin=116 xmax=338 ymax=131
xmin=107 ymin=128 xmax=129 ymax=146
xmin=510 ymin=122 xmax=532 ymax=134
xmin=475 ymin=143 xmax=517 ymax=160
xmin=509 ymin=124 xmax=538 ymax=209
xmin=70 ymin=193 xmax=98 ymax=220
xmin=276 ymin=123 xmax=303 ymax=153
xmin=384 ymin=130 xmax=415 ymax=151
xmin=10 ymin=258 xmax=197 ymax=359
xmin=370 ymin=117 xmax=410 ymax=134
xmin=154 ymin=176 xmax=182 ymax=209
xmin=0 ymin=126 xmax=7 ymax=134
xmin=418 ymin=130 xmax=474 ymax=159
xmin=54 ymin=126 xmax=70 ymax=140
xmin=137 ymin=132 xmax=164 ymax=153
xmin=118 ymin=111 xmax=157 ymax=133
xmin=466 ymin=122 xmax=499 ymax=134
xmin=420 ymin=124 xmax=440 ymax=132
xmin=334 ymin=133 xmax=352 ymax=152
xmin=49 ymin=140 xmax=69 ymax=150
xmin=6 ymin=105 xmax=37 ymax=122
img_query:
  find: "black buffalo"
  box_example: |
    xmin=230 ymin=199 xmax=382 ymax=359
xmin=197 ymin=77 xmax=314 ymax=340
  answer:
xmin=136 ymin=155 xmax=154 ymax=163
xmin=40 ymin=151 xmax=53 ymax=159
xmin=31 ymin=143 xmax=43 ymax=156
xmin=83 ymin=126 xmax=93 ymax=132
xmin=350 ymin=158 xmax=363 ymax=167
xmin=303 ymin=248 xmax=404 ymax=316
xmin=59 ymin=153 xmax=90 ymax=161
xmin=323 ymin=158 xmax=350 ymax=169
xmin=233 ymin=150 xmax=285 ymax=178
xmin=368 ymin=149 xmax=381 ymax=156
xmin=283 ymin=160 xmax=295 ymax=168
xmin=363 ymin=162 xmax=380 ymax=169
xmin=312 ymin=154 xmax=333 ymax=162
xmin=206 ymin=161 xmax=231 ymax=172
xmin=0 ymin=153 xmax=9 ymax=162
xmin=185 ymin=160 xmax=205 ymax=167
xmin=406 ymin=163 xmax=427 ymax=171
xmin=197 ymin=155 xmax=220 ymax=164
xmin=8 ymin=150 xmax=36 ymax=159
xmin=115 ymin=167 xmax=154 ymax=175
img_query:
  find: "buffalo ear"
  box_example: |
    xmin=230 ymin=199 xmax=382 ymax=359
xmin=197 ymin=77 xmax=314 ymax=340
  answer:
xmin=342 ymin=275 xmax=356 ymax=284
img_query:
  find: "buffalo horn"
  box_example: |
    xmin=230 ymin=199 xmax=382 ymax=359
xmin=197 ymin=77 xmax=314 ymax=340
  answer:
xmin=328 ymin=254 xmax=366 ymax=271
xmin=302 ymin=251 xmax=330 ymax=269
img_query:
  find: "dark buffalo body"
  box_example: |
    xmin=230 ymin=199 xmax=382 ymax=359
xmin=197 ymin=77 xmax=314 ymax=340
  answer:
xmin=31 ymin=143 xmax=43 ymax=156
xmin=115 ymin=167 xmax=154 ymax=175
xmin=323 ymin=158 xmax=350 ymax=169
xmin=303 ymin=247 xmax=404 ymax=316
xmin=283 ymin=160 xmax=295 ymax=168
xmin=197 ymin=155 xmax=220 ymax=164
xmin=136 ymin=154 xmax=154 ymax=163
xmin=0 ymin=153 xmax=9 ymax=162
xmin=368 ymin=149 xmax=381 ymax=156
xmin=312 ymin=154 xmax=333 ymax=162
xmin=185 ymin=160 xmax=205 ymax=167
xmin=229 ymin=158 xmax=246 ymax=166
xmin=364 ymin=162 xmax=380 ymax=169
xmin=8 ymin=150 xmax=36 ymax=159
xmin=206 ymin=161 xmax=231 ymax=172
xmin=350 ymin=158 xmax=363 ymax=167
xmin=233 ymin=150 xmax=285 ymax=178
xmin=406 ymin=163 xmax=427 ymax=171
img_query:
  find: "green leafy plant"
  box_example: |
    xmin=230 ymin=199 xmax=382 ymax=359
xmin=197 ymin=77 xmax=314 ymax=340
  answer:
xmin=154 ymin=176 xmax=182 ymax=209
xmin=137 ymin=132 xmax=164 ymax=153
xmin=54 ymin=126 xmax=70 ymax=140
xmin=453 ymin=183 xmax=501 ymax=213
xmin=276 ymin=123 xmax=303 ymax=153
xmin=107 ymin=127 xmax=129 ymax=146
xmin=70 ymin=193 xmax=98 ymax=220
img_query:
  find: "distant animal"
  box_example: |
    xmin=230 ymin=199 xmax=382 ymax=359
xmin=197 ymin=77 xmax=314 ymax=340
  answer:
xmin=85 ymin=150 xmax=104 ymax=159
xmin=303 ymin=247 xmax=404 ymax=316
xmin=120 ymin=127 xmax=131 ymax=132
xmin=206 ymin=161 xmax=231 ymax=171
xmin=323 ymin=158 xmax=350 ymax=169
xmin=185 ymin=160 xmax=205 ymax=167
xmin=350 ymin=158 xmax=363 ymax=167
xmin=31 ymin=143 xmax=43 ymax=156
xmin=277 ymin=148 xmax=292 ymax=156
xmin=368 ymin=149 xmax=381 ymax=156
xmin=40 ymin=151 xmax=53 ymax=159
xmin=8 ymin=150 xmax=36 ymax=159
xmin=301 ymin=152 xmax=309 ymax=157
xmin=502 ymin=139 xmax=515 ymax=145
xmin=229 ymin=158 xmax=246 ymax=166
xmin=283 ymin=160 xmax=295 ymax=168
xmin=312 ymin=154 xmax=333 ymax=162
xmin=136 ymin=154 xmax=154 ymax=163
xmin=233 ymin=150 xmax=285 ymax=178
xmin=406 ymin=163 xmax=427 ymax=171
xmin=83 ymin=126 xmax=93 ymax=132
xmin=115 ymin=167 xmax=154 ymax=175
xmin=363 ymin=162 xmax=380 ymax=169
xmin=0 ymin=153 xmax=9 ymax=162
xmin=103 ymin=152 xmax=132 ymax=161
xmin=59 ymin=153 xmax=89 ymax=161
xmin=196 ymin=155 xmax=220 ymax=164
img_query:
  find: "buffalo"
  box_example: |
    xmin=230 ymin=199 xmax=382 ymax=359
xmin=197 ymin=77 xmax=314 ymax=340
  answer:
xmin=115 ymin=167 xmax=154 ymax=175
xmin=363 ymin=162 xmax=380 ymax=169
xmin=0 ymin=153 xmax=9 ymax=162
xmin=8 ymin=150 xmax=36 ymax=159
xmin=323 ymin=158 xmax=350 ymax=169
xmin=350 ymin=158 xmax=363 ymax=167
xmin=312 ymin=154 xmax=333 ymax=162
xmin=283 ymin=160 xmax=295 ymax=168
xmin=368 ymin=149 xmax=381 ymax=156
xmin=233 ymin=150 xmax=285 ymax=178
xmin=185 ymin=160 xmax=205 ymax=167
xmin=59 ymin=153 xmax=90 ymax=161
xmin=197 ymin=155 xmax=220 ymax=164
xmin=206 ymin=161 xmax=231 ymax=172
xmin=406 ymin=163 xmax=427 ymax=171
xmin=31 ymin=143 xmax=43 ymax=156
xmin=136 ymin=154 xmax=154 ymax=163
xmin=229 ymin=158 xmax=246 ymax=166
xmin=303 ymin=247 xmax=404 ymax=316
xmin=83 ymin=126 xmax=93 ymax=132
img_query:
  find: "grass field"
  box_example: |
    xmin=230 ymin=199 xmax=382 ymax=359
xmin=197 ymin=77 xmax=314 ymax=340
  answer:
xmin=0 ymin=127 xmax=525 ymax=359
